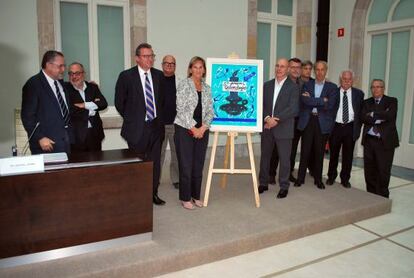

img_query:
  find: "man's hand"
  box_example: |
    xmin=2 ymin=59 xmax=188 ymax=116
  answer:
xmin=39 ymin=137 xmax=55 ymax=152
xmin=264 ymin=117 xmax=278 ymax=129
xmin=323 ymin=97 xmax=328 ymax=102
xmin=74 ymin=103 xmax=85 ymax=109
xmin=302 ymin=92 xmax=310 ymax=97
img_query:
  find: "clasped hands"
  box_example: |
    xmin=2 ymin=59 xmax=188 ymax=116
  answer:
xmin=264 ymin=117 xmax=280 ymax=129
xmin=190 ymin=125 xmax=208 ymax=139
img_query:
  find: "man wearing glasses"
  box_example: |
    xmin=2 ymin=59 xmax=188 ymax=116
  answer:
xmin=361 ymin=79 xmax=399 ymax=198
xmin=21 ymin=50 xmax=73 ymax=154
xmin=115 ymin=43 xmax=166 ymax=205
xmin=160 ymin=55 xmax=180 ymax=189
xmin=66 ymin=62 xmax=107 ymax=152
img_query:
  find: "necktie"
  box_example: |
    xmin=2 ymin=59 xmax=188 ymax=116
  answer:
xmin=373 ymin=98 xmax=380 ymax=135
xmin=342 ymin=91 xmax=349 ymax=124
xmin=144 ymin=73 xmax=155 ymax=121
xmin=54 ymin=80 xmax=69 ymax=126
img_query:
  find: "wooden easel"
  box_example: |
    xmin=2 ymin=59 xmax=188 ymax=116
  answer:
xmin=203 ymin=131 xmax=260 ymax=207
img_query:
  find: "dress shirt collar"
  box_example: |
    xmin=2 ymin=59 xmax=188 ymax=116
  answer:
xmin=315 ymin=79 xmax=325 ymax=85
xmin=73 ymin=81 xmax=87 ymax=92
xmin=275 ymin=76 xmax=287 ymax=86
xmin=137 ymin=65 xmax=151 ymax=77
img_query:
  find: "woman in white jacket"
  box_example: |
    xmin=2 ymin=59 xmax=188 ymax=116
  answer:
xmin=174 ymin=56 xmax=214 ymax=210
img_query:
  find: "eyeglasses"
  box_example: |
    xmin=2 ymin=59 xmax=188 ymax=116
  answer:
xmin=50 ymin=62 xmax=66 ymax=68
xmin=371 ymin=86 xmax=384 ymax=89
xmin=140 ymin=54 xmax=156 ymax=59
xmin=68 ymin=71 xmax=84 ymax=76
xmin=162 ymin=62 xmax=176 ymax=66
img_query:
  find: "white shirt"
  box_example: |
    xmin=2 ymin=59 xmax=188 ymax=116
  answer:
xmin=73 ymin=82 xmax=98 ymax=128
xmin=335 ymin=87 xmax=354 ymax=123
xmin=42 ymin=70 xmax=68 ymax=110
xmin=272 ymin=77 xmax=287 ymax=117
xmin=138 ymin=66 xmax=157 ymax=120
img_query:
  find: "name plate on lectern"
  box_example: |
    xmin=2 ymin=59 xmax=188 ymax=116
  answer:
xmin=0 ymin=155 xmax=44 ymax=176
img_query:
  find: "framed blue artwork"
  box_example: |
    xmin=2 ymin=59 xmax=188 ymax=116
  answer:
xmin=206 ymin=58 xmax=263 ymax=132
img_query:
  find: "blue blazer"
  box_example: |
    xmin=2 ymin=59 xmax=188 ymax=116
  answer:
xmin=21 ymin=71 xmax=74 ymax=154
xmin=297 ymin=79 xmax=338 ymax=134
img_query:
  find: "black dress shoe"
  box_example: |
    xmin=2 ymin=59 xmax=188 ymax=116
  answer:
xmin=277 ymin=189 xmax=288 ymax=199
xmin=289 ymin=175 xmax=297 ymax=183
xmin=153 ymin=194 xmax=166 ymax=205
xmin=172 ymin=182 xmax=179 ymax=189
xmin=258 ymin=185 xmax=268 ymax=194
xmin=326 ymin=179 xmax=335 ymax=185
xmin=315 ymin=182 xmax=325 ymax=189
xmin=342 ymin=181 xmax=351 ymax=188
xmin=293 ymin=182 xmax=302 ymax=187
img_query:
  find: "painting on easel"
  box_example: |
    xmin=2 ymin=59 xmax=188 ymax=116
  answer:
xmin=206 ymin=58 xmax=263 ymax=132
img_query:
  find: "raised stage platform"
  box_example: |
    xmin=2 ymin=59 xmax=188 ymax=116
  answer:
xmin=0 ymin=157 xmax=391 ymax=278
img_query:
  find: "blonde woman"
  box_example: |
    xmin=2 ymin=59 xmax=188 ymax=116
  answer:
xmin=174 ymin=56 xmax=214 ymax=210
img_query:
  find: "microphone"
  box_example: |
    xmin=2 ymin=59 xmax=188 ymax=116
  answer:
xmin=22 ymin=122 xmax=40 ymax=155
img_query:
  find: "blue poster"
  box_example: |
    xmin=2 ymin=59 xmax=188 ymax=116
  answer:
xmin=206 ymin=58 xmax=263 ymax=132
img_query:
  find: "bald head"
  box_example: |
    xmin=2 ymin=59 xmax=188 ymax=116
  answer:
xmin=275 ymin=58 xmax=289 ymax=81
xmin=162 ymin=55 xmax=176 ymax=77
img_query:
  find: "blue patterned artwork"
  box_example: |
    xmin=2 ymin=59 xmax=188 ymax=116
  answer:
xmin=206 ymin=58 xmax=263 ymax=132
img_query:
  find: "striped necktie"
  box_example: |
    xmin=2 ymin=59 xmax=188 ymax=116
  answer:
xmin=342 ymin=91 xmax=349 ymax=124
xmin=144 ymin=72 xmax=155 ymax=121
xmin=54 ymin=80 xmax=69 ymax=126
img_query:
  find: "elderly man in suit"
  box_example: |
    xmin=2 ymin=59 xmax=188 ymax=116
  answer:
xmin=21 ymin=50 xmax=73 ymax=154
xmin=258 ymin=58 xmax=300 ymax=199
xmin=115 ymin=43 xmax=166 ymax=205
xmin=361 ymin=79 xmax=399 ymax=198
xmin=67 ymin=62 xmax=108 ymax=152
xmin=294 ymin=61 xmax=338 ymax=189
xmin=326 ymin=70 xmax=364 ymax=188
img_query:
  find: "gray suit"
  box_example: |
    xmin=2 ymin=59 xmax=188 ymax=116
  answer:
xmin=259 ymin=77 xmax=300 ymax=189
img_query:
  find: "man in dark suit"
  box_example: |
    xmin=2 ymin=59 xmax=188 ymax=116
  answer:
xmin=268 ymin=58 xmax=303 ymax=185
xmin=258 ymin=58 xmax=300 ymax=199
xmin=115 ymin=43 xmax=166 ymax=205
xmin=294 ymin=61 xmax=338 ymax=189
xmin=361 ymin=79 xmax=399 ymax=198
xmin=66 ymin=62 xmax=108 ymax=152
xmin=21 ymin=50 xmax=73 ymax=154
xmin=327 ymin=70 xmax=364 ymax=188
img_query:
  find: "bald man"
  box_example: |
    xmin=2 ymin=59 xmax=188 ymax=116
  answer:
xmin=258 ymin=58 xmax=300 ymax=199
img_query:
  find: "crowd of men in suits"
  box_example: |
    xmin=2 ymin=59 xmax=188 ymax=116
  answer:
xmin=20 ymin=47 xmax=399 ymax=208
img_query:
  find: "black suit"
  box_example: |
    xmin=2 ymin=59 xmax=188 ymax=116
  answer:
xmin=115 ymin=66 xmax=164 ymax=194
xmin=327 ymin=87 xmax=364 ymax=184
xmin=66 ymin=81 xmax=108 ymax=152
xmin=21 ymin=71 xmax=73 ymax=154
xmin=361 ymin=95 xmax=399 ymax=198
xmin=259 ymin=77 xmax=300 ymax=189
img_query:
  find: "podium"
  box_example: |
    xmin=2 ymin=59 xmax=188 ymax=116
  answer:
xmin=0 ymin=149 xmax=152 ymax=267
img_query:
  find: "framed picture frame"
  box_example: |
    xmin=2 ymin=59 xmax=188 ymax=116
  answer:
xmin=206 ymin=58 xmax=263 ymax=132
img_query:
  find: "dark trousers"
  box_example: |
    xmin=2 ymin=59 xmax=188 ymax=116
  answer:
xmin=259 ymin=129 xmax=292 ymax=189
xmin=363 ymin=135 xmax=395 ymax=198
xmin=297 ymin=115 xmax=328 ymax=184
xmin=71 ymin=128 xmax=102 ymax=153
xmin=128 ymin=119 xmax=162 ymax=195
xmin=174 ymin=124 xmax=209 ymax=202
xmin=269 ymin=119 xmax=313 ymax=178
xmin=327 ymin=122 xmax=356 ymax=183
